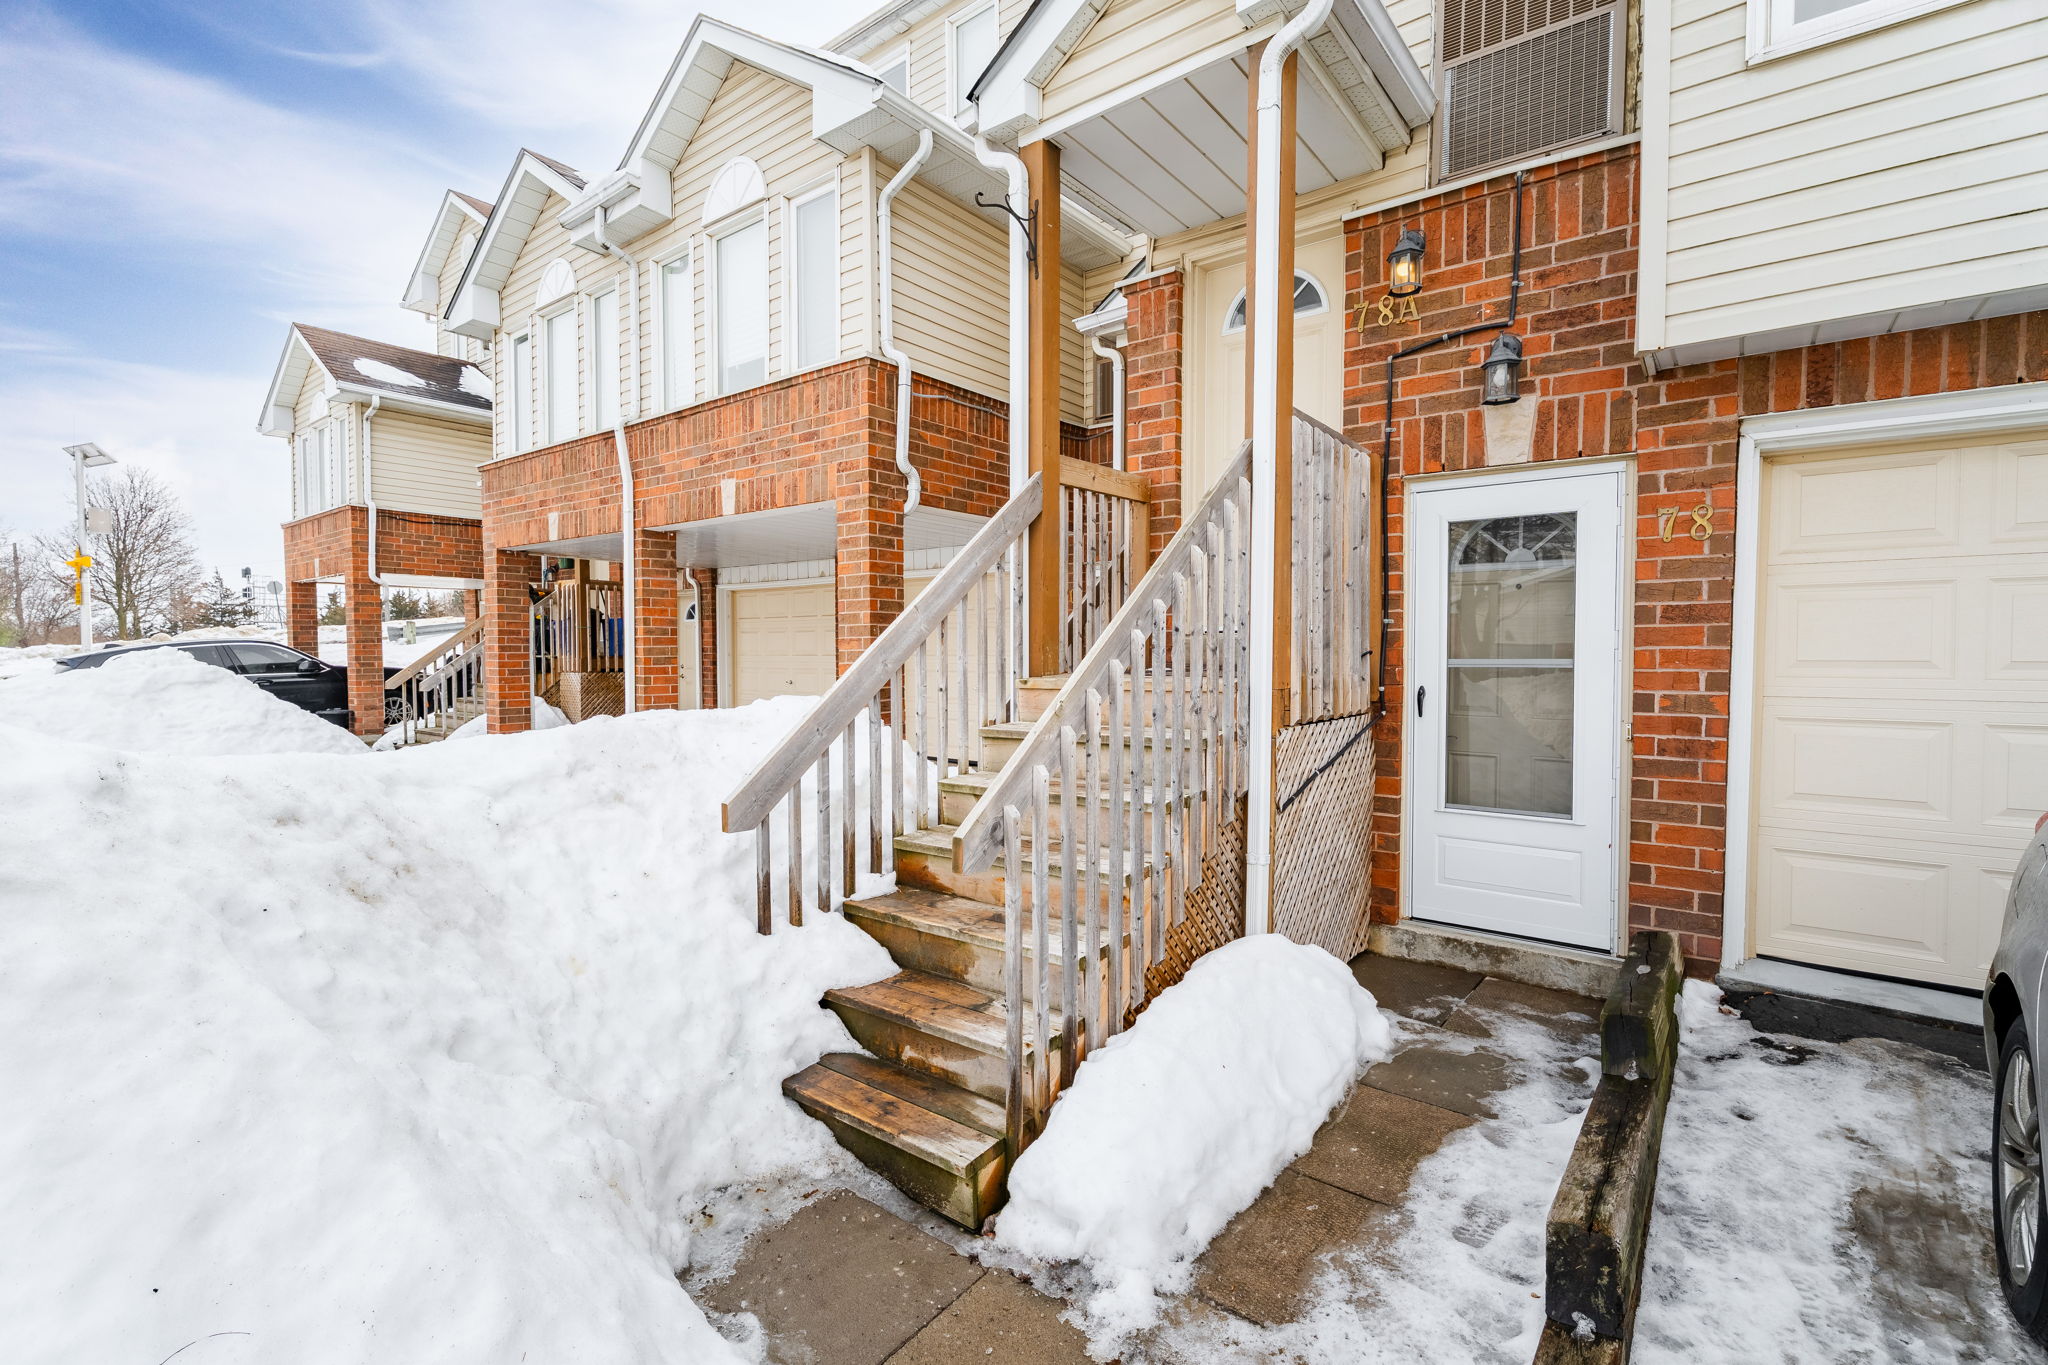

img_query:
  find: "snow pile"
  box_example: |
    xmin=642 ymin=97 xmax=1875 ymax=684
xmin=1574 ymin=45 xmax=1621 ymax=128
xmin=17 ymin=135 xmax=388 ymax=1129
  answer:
xmin=994 ymin=935 xmax=1391 ymax=1342
xmin=0 ymin=647 xmax=366 ymax=756
xmin=459 ymin=363 xmax=493 ymax=400
xmin=353 ymin=356 xmax=426 ymax=387
xmin=0 ymin=700 xmax=896 ymax=1364
xmin=1633 ymin=980 xmax=2027 ymax=1362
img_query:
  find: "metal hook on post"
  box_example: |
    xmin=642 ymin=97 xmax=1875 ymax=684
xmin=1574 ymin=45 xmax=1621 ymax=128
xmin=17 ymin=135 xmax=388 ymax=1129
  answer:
xmin=974 ymin=192 xmax=1039 ymax=275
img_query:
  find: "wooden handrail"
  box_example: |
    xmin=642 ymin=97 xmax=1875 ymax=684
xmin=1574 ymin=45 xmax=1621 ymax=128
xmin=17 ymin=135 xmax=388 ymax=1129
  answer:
xmin=722 ymin=474 xmax=1044 ymax=834
xmin=1058 ymin=456 xmax=1147 ymax=504
xmin=384 ymin=617 xmax=484 ymax=691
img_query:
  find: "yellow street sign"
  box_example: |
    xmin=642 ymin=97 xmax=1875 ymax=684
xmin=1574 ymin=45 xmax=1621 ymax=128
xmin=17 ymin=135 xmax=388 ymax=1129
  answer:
xmin=65 ymin=552 xmax=92 ymax=575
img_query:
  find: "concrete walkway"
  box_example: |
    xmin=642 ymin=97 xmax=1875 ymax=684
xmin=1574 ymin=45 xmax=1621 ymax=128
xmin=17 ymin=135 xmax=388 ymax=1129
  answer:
xmin=692 ymin=954 xmax=1600 ymax=1363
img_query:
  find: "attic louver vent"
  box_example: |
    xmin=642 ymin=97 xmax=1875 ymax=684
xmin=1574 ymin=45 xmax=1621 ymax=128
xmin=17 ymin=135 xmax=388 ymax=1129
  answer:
xmin=1439 ymin=7 xmax=1619 ymax=179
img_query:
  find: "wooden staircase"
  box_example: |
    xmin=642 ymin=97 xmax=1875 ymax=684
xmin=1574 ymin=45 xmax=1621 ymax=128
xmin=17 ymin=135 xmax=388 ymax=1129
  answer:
xmin=406 ymin=696 xmax=483 ymax=744
xmin=781 ymin=677 xmax=1117 ymax=1229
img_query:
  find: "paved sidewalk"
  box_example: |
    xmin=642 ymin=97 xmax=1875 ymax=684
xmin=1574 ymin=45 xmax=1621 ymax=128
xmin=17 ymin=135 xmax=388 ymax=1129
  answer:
xmin=691 ymin=954 xmax=1600 ymax=1364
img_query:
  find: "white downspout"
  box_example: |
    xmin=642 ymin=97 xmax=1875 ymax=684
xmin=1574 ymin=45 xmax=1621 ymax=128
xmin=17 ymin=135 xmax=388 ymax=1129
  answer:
xmin=1244 ymin=0 xmax=1334 ymax=936
xmin=973 ymin=132 xmax=1032 ymax=495
xmin=593 ymin=204 xmax=641 ymax=714
xmin=879 ymin=129 xmax=934 ymax=513
xmin=1088 ymin=333 xmax=1126 ymax=471
xmin=361 ymin=394 xmax=384 ymax=585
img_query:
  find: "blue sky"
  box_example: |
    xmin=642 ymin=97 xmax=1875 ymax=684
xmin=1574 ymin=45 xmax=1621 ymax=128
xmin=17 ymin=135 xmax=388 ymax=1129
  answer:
xmin=0 ymin=0 xmax=847 ymax=582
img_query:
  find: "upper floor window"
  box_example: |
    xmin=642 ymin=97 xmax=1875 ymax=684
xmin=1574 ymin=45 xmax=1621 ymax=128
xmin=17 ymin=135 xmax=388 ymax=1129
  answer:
xmin=790 ymin=186 xmax=839 ymax=373
xmin=949 ymin=3 xmax=998 ymax=114
xmin=1222 ymin=272 xmax=1328 ymax=334
xmin=589 ymin=288 xmax=619 ymax=430
xmin=660 ymin=252 xmax=693 ymax=411
xmin=542 ymin=306 xmax=577 ymax=444
xmin=1435 ymin=0 xmax=1619 ymax=180
xmin=876 ymin=48 xmax=910 ymax=95
xmin=1749 ymin=0 xmax=1963 ymax=59
xmin=713 ymin=217 xmax=768 ymax=395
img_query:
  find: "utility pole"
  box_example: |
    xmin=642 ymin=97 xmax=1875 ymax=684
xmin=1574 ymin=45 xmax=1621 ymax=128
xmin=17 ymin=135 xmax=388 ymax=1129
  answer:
xmin=62 ymin=443 xmax=117 ymax=647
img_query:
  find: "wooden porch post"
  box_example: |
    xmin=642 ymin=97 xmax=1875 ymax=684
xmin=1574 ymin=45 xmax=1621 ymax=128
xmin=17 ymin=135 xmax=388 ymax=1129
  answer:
xmin=1023 ymin=138 xmax=1064 ymax=679
xmin=1245 ymin=46 xmax=1299 ymax=728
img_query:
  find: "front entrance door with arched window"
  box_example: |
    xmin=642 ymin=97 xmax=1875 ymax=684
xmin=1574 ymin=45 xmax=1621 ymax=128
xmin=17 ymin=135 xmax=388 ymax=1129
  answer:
xmin=1190 ymin=233 xmax=1345 ymax=497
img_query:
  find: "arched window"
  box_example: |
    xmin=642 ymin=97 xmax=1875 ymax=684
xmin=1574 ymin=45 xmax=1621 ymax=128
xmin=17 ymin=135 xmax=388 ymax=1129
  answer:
xmin=703 ymin=157 xmax=767 ymax=222
xmin=1222 ymin=271 xmax=1327 ymax=333
xmin=538 ymin=257 xmax=578 ymax=306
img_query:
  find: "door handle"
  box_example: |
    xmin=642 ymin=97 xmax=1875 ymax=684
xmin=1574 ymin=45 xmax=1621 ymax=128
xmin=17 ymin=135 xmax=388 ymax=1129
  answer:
xmin=1416 ymin=684 xmax=1426 ymax=717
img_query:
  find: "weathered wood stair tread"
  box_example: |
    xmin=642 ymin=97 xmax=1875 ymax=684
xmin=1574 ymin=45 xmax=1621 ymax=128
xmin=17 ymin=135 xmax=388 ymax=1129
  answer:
xmin=783 ymin=1057 xmax=1001 ymax=1176
xmin=815 ymin=1050 xmax=1006 ymax=1138
xmin=939 ymin=770 xmax=1191 ymax=805
xmin=894 ymin=823 xmax=1174 ymax=877
xmin=981 ymin=720 xmax=1201 ymax=746
xmin=823 ymin=970 xmax=1030 ymax=1057
xmin=843 ymin=886 xmax=1115 ymax=961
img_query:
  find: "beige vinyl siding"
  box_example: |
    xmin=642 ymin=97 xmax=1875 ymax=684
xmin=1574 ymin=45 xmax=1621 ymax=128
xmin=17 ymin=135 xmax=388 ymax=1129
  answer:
xmin=842 ymin=0 xmax=1033 ymax=121
xmin=494 ymin=193 xmax=578 ymax=459
xmin=1657 ymin=0 xmax=2048 ymax=350
xmin=1039 ymin=0 xmax=1251 ymax=128
xmin=436 ymin=228 xmax=479 ymax=358
xmin=370 ymin=410 xmax=491 ymax=518
xmin=892 ymin=174 xmax=1010 ymax=397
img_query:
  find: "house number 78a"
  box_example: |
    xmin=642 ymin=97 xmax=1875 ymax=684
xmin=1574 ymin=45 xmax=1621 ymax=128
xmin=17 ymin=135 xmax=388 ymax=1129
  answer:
xmin=1357 ymin=296 xmax=1421 ymax=329
xmin=1660 ymin=503 xmax=1714 ymax=542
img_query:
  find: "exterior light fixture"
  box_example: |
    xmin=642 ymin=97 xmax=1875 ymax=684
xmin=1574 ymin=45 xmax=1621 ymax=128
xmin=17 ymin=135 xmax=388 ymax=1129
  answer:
xmin=1480 ymin=333 xmax=1524 ymax=405
xmin=1386 ymin=228 xmax=1426 ymax=297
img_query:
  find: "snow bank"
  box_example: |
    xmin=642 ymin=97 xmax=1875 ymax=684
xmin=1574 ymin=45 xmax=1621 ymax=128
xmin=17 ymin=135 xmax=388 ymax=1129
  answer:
xmin=1633 ymin=980 xmax=2028 ymax=1363
xmin=0 ymin=647 xmax=365 ymax=756
xmin=0 ymin=700 xmax=896 ymax=1364
xmin=994 ymin=935 xmax=1391 ymax=1342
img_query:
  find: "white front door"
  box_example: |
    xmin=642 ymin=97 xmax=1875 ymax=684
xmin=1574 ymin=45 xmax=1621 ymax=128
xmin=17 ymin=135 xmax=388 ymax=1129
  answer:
xmin=1408 ymin=468 xmax=1625 ymax=950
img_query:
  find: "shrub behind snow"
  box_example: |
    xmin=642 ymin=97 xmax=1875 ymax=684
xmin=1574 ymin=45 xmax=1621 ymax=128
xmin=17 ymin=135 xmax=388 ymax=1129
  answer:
xmin=994 ymin=934 xmax=1392 ymax=1344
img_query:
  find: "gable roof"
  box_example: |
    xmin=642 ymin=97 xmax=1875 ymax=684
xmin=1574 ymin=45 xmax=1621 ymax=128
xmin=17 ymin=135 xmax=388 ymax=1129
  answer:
xmin=442 ymin=149 xmax=590 ymax=339
xmin=257 ymin=324 xmax=490 ymax=437
xmin=402 ymin=188 xmax=494 ymax=316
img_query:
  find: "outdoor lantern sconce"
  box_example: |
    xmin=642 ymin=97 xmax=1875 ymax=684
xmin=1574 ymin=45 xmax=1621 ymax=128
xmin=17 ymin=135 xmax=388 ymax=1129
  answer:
xmin=1481 ymin=333 xmax=1524 ymax=404
xmin=1386 ymin=229 xmax=1425 ymax=297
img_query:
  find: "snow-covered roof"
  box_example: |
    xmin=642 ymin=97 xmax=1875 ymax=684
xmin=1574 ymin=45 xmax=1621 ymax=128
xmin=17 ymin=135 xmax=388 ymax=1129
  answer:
xmin=257 ymin=324 xmax=492 ymax=437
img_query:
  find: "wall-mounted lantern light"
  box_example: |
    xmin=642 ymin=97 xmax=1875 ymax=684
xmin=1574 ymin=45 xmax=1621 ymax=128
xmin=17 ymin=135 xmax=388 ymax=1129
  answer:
xmin=1386 ymin=229 xmax=1426 ymax=297
xmin=1481 ymin=333 xmax=1524 ymax=404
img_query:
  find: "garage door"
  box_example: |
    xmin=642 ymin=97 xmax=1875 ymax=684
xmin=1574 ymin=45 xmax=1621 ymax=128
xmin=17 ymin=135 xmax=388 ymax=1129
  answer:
xmin=728 ymin=584 xmax=837 ymax=706
xmin=1752 ymin=437 xmax=2048 ymax=988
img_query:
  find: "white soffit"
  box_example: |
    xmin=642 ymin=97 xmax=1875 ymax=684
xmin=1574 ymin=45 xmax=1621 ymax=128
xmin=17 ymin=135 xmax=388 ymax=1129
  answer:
xmin=446 ymin=151 xmax=586 ymax=339
xmin=647 ymin=501 xmax=992 ymax=569
xmin=402 ymin=190 xmax=489 ymax=316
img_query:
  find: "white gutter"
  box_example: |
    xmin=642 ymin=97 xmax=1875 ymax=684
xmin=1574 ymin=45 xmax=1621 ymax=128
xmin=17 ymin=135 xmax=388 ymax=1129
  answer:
xmin=592 ymin=204 xmax=642 ymax=714
xmin=972 ymin=132 xmax=1032 ymax=494
xmin=361 ymin=394 xmax=384 ymax=586
xmin=878 ymin=129 xmax=934 ymax=513
xmin=1087 ymin=334 xmax=1126 ymax=471
xmin=1244 ymin=0 xmax=1334 ymax=936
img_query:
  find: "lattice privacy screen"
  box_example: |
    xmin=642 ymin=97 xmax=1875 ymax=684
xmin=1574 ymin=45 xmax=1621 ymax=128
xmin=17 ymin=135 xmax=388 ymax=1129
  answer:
xmin=1272 ymin=714 xmax=1378 ymax=964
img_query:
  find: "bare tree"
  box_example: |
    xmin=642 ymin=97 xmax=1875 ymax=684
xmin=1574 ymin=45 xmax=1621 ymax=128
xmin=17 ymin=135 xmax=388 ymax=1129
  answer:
xmin=39 ymin=468 xmax=204 ymax=639
xmin=1 ymin=530 xmax=79 ymax=646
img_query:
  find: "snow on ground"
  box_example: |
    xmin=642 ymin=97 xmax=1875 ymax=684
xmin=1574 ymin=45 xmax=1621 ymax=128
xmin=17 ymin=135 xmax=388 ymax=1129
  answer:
xmin=0 ymin=699 xmax=897 ymax=1365
xmin=317 ymin=617 xmax=467 ymax=669
xmin=994 ymin=937 xmax=1392 ymax=1348
xmin=1633 ymin=982 xmax=2034 ymax=1364
xmin=0 ymin=647 xmax=366 ymax=756
xmin=1136 ymin=1006 xmax=1599 ymax=1365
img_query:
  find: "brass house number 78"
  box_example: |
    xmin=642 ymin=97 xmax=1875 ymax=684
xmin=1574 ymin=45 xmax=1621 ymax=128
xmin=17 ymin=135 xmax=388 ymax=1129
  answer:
xmin=1358 ymin=296 xmax=1422 ymax=329
xmin=1660 ymin=503 xmax=1715 ymax=542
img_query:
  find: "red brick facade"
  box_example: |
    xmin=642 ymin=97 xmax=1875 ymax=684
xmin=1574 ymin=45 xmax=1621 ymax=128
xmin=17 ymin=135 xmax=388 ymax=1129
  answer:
xmin=282 ymin=505 xmax=484 ymax=736
xmin=1334 ymin=142 xmax=2048 ymax=973
xmin=1123 ymin=272 xmax=1187 ymax=558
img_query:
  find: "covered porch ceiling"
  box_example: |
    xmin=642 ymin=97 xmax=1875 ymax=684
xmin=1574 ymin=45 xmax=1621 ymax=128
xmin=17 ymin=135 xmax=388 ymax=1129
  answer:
xmin=1048 ymin=46 xmax=1412 ymax=240
xmin=648 ymin=502 xmax=990 ymax=572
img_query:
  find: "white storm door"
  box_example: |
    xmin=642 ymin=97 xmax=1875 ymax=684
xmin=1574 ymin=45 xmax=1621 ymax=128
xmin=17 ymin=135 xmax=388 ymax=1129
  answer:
xmin=1409 ymin=468 xmax=1624 ymax=949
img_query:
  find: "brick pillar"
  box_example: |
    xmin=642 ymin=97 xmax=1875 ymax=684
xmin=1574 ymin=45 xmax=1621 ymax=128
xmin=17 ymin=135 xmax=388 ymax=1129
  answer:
xmin=833 ymin=442 xmax=907 ymax=676
xmin=484 ymin=547 xmax=540 ymax=733
xmin=461 ymin=589 xmax=479 ymax=623
xmin=286 ymin=580 xmax=318 ymax=652
xmin=345 ymin=578 xmax=383 ymax=739
xmin=632 ymin=527 xmax=679 ymax=711
xmin=691 ymin=567 xmax=719 ymax=709
xmin=1124 ymin=271 xmax=1185 ymax=557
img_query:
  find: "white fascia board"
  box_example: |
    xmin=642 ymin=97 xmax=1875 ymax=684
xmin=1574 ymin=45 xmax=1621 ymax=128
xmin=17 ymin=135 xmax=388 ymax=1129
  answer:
xmin=1324 ymin=0 xmax=1432 ymax=128
xmin=330 ymin=383 xmax=494 ymax=426
xmin=559 ymin=160 xmax=674 ymax=249
xmin=402 ymin=191 xmax=489 ymax=317
xmin=257 ymin=328 xmax=323 ymax=437
xmin=1074 ymin=293 xmax=1129 ymax=338
xmin=444 ymin=152 xmax=585 ymax=329
xmin=972 ymin=0 xmax=1102 ymax=140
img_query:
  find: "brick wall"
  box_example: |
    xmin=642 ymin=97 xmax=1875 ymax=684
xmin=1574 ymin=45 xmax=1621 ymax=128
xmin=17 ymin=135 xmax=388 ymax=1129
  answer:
xmin=374 ymin=511 xmax=484 ymax=582
xmin=1124 ymin=271 xmax=1186 ymax=557
xmin=1343 ymin=142 xmax=2048 ymax=973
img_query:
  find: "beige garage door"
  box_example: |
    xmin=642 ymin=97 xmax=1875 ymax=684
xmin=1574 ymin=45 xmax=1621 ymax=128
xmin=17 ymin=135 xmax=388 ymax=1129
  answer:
xmin=1752 ymin=436 xmax=2048 ymax=988
xmin=729 ymin=584 xmax=837 ymax=706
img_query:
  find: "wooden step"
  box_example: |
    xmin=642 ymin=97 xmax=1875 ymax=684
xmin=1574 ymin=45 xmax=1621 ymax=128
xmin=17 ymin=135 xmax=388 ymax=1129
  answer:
xmin=979 ymin=719 xmax=1195 ymax=768
xmin=938 ymin=770 xmax=1192 ymax=830
xmin=843 ymin=886 xmax=1111 ymax=1000
xmin=892 ymin=823 xmax=1172 ymax=905
xmin=823 ymin=969 xmax=1051 ymax=1103
xmin=783 ymin=1055 xmax=1006 ymax=1228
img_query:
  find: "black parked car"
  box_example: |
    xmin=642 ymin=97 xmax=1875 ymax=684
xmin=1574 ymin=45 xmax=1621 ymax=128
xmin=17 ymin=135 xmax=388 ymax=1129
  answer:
xmin=55 ymin=640 xmax=400 ymax=730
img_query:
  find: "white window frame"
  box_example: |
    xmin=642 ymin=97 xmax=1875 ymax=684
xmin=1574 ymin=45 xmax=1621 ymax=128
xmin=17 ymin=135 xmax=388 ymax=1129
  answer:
xmin=946 ymin=1 xmax=998 ymax=117
xmin=541 ymin=301 xmax=578 ymax=445
xmin=874 ymin=45 xmax=910 ymax=95
xmin=657 ymin=247 xmax=695 ymax=413
xmin=295 ymin=430 xmax=320 ymax=517
xmin=787 ymin=181 xmax=841 ymax=377
xmin=511 ymin=331 xmax=534 ymax=452
xmin=1746 ymin=0 xmax=1970 ymax=62
xmin=708 ymin=209 xmax=769 ymax=398
xmin=588 ymin=286 xmax=619 ymax=431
